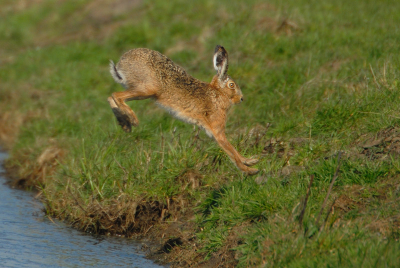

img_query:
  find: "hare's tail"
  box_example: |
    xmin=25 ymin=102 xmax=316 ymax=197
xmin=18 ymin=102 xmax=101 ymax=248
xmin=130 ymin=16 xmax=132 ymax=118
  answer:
xmin=109 ymin=60 xmax=126 ymax=86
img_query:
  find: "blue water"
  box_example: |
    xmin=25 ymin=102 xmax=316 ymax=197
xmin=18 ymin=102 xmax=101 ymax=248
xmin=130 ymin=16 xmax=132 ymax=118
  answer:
xmin=0 ymin=151 xmax=163 ymax=268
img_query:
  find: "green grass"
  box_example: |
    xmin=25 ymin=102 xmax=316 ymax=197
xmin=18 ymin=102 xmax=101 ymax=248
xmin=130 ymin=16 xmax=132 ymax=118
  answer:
xmin=1 ymin=0 xmax=400 ymax=266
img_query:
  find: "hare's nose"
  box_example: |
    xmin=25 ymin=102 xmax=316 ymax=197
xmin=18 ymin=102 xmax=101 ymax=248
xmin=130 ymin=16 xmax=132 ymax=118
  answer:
xmin=240 ymin=97 xmax=244 ymax=102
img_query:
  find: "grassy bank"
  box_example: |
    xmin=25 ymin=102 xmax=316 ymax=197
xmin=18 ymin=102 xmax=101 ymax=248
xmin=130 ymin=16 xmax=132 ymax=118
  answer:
xmin=1 ymin=0 xmax=400 ymax=266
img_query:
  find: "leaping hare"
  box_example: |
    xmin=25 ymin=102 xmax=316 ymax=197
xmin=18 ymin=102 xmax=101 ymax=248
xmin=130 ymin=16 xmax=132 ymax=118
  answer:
xmin=108 ymin=45 xmax=259 ymax=175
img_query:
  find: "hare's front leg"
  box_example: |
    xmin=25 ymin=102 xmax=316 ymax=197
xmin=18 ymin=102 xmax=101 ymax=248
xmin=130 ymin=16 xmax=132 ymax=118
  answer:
xmin=216 ymin=135 xmax=259 ymax=175
xmin=108 ymin=90 xmax=153 ymax=132
xmin=206 ymin=125 xmax=259 ymax=175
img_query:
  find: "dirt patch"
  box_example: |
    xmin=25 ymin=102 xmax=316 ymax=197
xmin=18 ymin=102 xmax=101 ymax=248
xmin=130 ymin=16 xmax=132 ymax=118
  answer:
xmin=334 ymin=194 xmax=358 ymax=212
xmin=332 ymin=178 xmax=400 ymax=238
xmin=262 ymin=137 xmax=308 ymax=159
xmin=367 ymin=218 xmax=392 ymax=238
xmin=365 ymin=205 xmax=400 ymax=238
xmin=255 ymin=136 xmax=308 ymax=184
xmin=255 ymin=165 xmax=305 ymax=185
xmin=358 ymin=126 xmax=400 ymax=160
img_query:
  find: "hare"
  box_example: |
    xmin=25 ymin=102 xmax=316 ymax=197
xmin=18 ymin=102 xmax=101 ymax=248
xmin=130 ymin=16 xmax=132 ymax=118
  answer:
xmin=108 ymin=45 xmax=259 ymax=175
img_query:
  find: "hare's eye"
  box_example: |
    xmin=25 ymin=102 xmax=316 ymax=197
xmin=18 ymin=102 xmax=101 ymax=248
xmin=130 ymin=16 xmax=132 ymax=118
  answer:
xmin=228 ymin=82 xmax=235 ymax=88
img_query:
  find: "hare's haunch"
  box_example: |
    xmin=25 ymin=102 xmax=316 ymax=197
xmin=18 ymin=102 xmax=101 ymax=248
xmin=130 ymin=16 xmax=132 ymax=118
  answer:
xmin=108 ymin=45 xmax=259 ymax=175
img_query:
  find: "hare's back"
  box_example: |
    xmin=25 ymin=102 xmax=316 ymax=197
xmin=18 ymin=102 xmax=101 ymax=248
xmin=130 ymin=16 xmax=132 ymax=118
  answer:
xmin=117 ymin=48 xmax=196 ymax=90
xmin=117 ymin=48 xmax=180 ymax=74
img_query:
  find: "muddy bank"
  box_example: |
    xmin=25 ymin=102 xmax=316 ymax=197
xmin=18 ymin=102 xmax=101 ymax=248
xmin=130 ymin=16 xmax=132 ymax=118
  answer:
xmin=0 ymin=151 xmax=164 ymax=268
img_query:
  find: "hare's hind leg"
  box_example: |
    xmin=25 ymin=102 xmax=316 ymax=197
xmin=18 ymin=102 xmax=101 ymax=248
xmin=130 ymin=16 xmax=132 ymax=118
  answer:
xmin=108 ymin=89 xmax=154 ymax=132
xmin=108 ymin=96 xmax=137 ymax=132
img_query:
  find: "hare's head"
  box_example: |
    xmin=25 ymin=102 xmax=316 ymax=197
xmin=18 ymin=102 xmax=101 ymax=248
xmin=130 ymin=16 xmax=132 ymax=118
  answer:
xmin=212 ymin=45 xmax=243 ymax=104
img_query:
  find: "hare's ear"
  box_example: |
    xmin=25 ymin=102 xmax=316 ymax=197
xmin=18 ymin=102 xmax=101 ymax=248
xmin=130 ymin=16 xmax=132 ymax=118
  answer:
xmin=213 ymin=45 xmax=229 ymax=81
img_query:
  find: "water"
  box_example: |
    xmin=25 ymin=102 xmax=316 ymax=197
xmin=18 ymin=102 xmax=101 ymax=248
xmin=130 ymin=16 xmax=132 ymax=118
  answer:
xmin=0 ymin=151 xmax=163 ymax=268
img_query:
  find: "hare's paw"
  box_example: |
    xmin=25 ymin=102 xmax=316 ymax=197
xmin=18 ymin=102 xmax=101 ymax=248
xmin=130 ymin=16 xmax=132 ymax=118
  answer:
xmin=243 ymin=158 xmax=259 ymax=166
xmin=108 ymin=97 xmax=138 ymax=132
xmin=245 ymin=167 xmax=259 ymax=176
xmin=125 ymin=109 xmax=139 ymax=127
xmin=111 ymin=107 xmax=133 ymax=132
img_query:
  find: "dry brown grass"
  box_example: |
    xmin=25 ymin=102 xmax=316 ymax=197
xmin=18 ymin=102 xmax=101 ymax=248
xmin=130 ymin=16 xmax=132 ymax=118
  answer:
xmin=0 ymin=111 xmax=24 ymax=150
xmin=4 ymin=145 xmax=65 ymax=189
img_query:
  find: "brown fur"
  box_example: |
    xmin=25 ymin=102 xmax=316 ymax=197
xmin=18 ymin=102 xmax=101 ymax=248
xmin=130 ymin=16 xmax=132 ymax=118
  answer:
xmin=108 ymin=46 xmax=259 ymax=175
